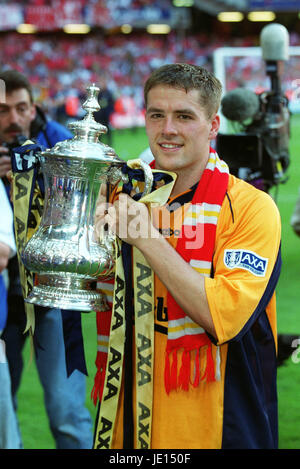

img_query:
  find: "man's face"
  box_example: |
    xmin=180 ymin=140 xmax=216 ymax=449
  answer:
xmin=0 ymin=88 xmax=36 ymax=144
xmin=145 ymin=85 xmax=219 ymax=178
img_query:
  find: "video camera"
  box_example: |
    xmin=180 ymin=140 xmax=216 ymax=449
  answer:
xmin=216 ymin=24 xmax=290 ymax=193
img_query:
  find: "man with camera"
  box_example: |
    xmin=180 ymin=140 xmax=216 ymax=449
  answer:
xmin=0 ymin=70 xmax=93 ymax=449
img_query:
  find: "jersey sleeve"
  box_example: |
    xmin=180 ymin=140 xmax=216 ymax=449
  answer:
xmin=204 ymin=179 xmax=281 ymax=345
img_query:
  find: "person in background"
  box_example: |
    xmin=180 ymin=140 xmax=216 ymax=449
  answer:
xmin=0 ymin=69 xmax=93 ymax=449
xmin=291 ymin=188 xmax=300 ymax=237
xmin=94 ymin=76 xmax=115 ymax=147
xmin=0 ymin=179 xmax=21 ymax=449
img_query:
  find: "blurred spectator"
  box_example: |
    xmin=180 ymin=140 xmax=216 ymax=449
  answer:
xmin=93 ymin=75 xmax=115 ymax=146
xmin=291 ymin=187 xmax=300 ymax=237
xmin=2 ymin=30 xmax=287 ymax=127
xmin=0 ymin=179 xmax=21 ymax=449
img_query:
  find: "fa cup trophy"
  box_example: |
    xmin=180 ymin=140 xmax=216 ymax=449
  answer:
xmin=21 ymin=84 xmax=153 ymax=312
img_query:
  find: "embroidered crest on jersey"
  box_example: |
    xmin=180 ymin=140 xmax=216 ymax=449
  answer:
xmin=224 ymin=249 xmax=268 ymax=277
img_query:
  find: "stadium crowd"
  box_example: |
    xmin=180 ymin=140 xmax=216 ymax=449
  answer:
xmin=1 ymin=28 xmax=300 ymax=126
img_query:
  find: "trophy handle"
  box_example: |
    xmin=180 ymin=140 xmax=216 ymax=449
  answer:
xmin=107 ymin=159 xmax=154 ymax=200
xmin=126 ymin=159 xmax=153 ymax=198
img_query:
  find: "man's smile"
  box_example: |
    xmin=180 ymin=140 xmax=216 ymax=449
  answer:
xmin=159 ymin=142 xmax=183 ymax=150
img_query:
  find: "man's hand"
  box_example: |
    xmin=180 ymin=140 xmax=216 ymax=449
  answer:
xmin=0 ymin=241 xmax=10 ymax=273
xmin=94 ymin=187 xmax=159 ymax=247
xmin=110 ymin=193 xmax=159 ymax=247
xmin=0 ymin=146 xmax=11 ymax=178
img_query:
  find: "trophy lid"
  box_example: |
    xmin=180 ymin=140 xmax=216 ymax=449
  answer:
xmin=41 ymin=83 xmax=122 ymax=164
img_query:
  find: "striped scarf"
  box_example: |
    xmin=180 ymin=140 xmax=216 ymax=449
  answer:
xmin=91 ymin=280 xmax=114 ymax=405
xmin=92 ymin=148 xmax=229 ymax=405
xmin=164 ymin=148 xmax=229 ymax=392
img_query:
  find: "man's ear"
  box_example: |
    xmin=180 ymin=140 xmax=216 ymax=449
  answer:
xmin=209 ymin=114 xmax=220 ymax=140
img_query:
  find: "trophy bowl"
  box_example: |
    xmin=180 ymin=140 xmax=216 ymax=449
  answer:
xmin=21 ymin=84 xmax=153 ymax=312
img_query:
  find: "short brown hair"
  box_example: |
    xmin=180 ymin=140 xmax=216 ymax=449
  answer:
xmin=0 ymin=69 xmax=34 ymax=103
xmin=144 ymin=63 xmax=222 ymax=119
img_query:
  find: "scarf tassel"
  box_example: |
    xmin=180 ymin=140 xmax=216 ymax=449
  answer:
xmin=165 ymin=344 xmax=216 ymax=394
xmin=178 ymin=349 xmax=190 ymax=391
xmin=92 ymin=308 xmax=113 ymax=405
xmin=192 ymin=348 xmax=201 ymax=388
xmin=91 ymin=352 xmax=107 ymax=406
xmin=201 ymin=344 xmax=216 ymax=383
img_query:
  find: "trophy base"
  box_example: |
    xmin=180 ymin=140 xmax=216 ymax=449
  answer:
xmin=25 ymin=274 xmax=110 ymax=312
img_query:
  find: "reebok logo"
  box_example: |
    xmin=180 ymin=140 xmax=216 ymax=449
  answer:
xmin=224 ymin=249 xmax=268 ymax=277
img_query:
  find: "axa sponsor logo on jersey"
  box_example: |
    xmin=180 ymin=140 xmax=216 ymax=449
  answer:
xmin=224 ymin=249 xmax=268 ymax=277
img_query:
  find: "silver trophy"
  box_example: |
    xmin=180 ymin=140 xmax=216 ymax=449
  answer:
xmin=21 ymin=84 xmax=153 ymax=312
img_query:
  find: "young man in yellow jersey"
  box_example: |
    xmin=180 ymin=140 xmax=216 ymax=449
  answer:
xmin=93 ymin=64 xmax=281 ymax=449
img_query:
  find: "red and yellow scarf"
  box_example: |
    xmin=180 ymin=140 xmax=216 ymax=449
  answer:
xmin=164 ymin=149 xmax=229 ymax=392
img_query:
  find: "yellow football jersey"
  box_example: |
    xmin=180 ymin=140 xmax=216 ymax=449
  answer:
xmin=111 ymin=174 xmax=281 ymax=449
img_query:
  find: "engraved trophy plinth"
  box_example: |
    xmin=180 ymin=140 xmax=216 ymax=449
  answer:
xmin=21 ymin=84 xmax=153 ymax=312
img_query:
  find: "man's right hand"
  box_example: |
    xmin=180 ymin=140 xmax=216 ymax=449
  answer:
xmin=0 ymin=146 xmax=11 ymax=178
